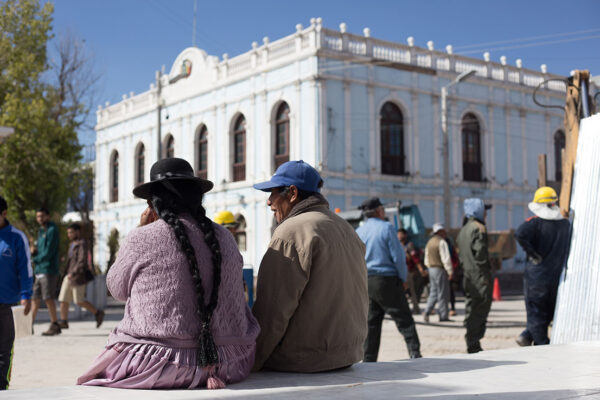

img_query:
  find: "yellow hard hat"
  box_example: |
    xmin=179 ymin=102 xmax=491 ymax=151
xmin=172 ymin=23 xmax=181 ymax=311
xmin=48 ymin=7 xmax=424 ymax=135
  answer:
xmin=214 ymin=210 xmax=237 ymax=226
xmin=533 ymin=186 xmax=558 ymax=204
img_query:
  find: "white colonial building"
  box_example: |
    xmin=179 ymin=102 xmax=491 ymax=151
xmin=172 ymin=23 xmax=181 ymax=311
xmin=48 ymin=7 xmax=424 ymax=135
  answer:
xmin=93 ymin=18 xmax=571 ymax=273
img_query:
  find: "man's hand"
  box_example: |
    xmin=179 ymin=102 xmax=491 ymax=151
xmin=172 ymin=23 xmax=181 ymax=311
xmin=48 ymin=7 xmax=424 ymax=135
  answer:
xmin=140 ymin=207 xmax=158 ymax=226
xmin=448 ymin=273 xmax=453 ymax=281
xmin=21 ymin=299 xmax=31 ymax=315
xmin=67 ymin=273 xmax=74 ymax=281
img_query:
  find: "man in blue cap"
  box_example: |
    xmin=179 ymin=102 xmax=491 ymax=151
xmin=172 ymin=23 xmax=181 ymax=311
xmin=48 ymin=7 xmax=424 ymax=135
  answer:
xmin=456 ymin=198 xmax=493 ymax=353
xmin=251 ymin=160 xmax=368 ymax=373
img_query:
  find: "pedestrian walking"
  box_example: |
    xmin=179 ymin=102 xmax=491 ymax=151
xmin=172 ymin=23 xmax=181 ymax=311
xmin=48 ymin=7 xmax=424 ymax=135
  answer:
xmin=0 ymin=196 xmax=33 ymax=390
xmin=423 ymin=223 xmax=453 ymax=322
xmin=456 ymin=198 xmax=493 ymax=353
xmin=30 ymin=207 xmax=61 ymax=336
xmin=252 ymin=160 xmax=368 ymax=372
xmin=57 ymin=222 xmax=104 ymax=330
xmin=398 ymin=228 xmax=427 ymax=315
xmin=357 ymin=197 xmax=422 ymax=361
xmin=515 ymin=186 xmax=570 ymax=346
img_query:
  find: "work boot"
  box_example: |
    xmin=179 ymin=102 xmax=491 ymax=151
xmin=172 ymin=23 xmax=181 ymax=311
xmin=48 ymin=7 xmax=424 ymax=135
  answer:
xmin=57 ymin=319 xmax=69 ymax=329
xmin=467 ymin=342 xmax=483 ymax=354
xmin=516 ymin=334 xmax=533 ymax=347
xmin=95 ymin=310 xmax=105 ymax=328
xmin=41 ymin=321 xmax=62 ymax=336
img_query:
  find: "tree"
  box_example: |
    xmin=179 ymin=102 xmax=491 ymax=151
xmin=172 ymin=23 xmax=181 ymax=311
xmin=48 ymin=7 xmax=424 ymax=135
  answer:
xmin=0 ymin=0 xmax=97 ymax=237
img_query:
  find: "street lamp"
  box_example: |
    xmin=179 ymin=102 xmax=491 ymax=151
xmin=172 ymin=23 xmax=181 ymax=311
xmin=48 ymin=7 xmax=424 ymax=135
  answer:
xmin=441 ymin=69 xmax=476 ymax=228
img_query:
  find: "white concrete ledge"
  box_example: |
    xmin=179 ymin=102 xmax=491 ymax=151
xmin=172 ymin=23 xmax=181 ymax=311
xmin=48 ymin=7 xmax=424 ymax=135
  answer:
xmin=5 ymin=342 xmax=600 ymax=399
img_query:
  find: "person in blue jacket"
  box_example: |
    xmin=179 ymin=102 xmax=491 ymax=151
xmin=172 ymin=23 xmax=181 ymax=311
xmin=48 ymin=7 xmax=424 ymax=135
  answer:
xmin=356 ymin=197 xmax=421 ymax=361
xmin=515 ymin=187 xmax=570 ymax=346
xmin=0 ymin=196 xmax=33 ymax=390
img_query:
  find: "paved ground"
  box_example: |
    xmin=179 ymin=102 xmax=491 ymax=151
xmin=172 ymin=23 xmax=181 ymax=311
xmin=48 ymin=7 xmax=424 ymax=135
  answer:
xmin=9 ymin=295 xmax=527 ymax=390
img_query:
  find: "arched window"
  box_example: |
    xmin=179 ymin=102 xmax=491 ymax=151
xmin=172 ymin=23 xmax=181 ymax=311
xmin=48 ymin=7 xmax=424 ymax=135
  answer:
xmin=274 ymin=102 xmax=290 ymax=171
xmin=380 ymin=102 xmax=405 ymax=175
xmin=135 ymin=143 xmax=145 ymax=185
xmin=462 ymin=113 xmax=483 ymax=182
xmin=554 ymin=130 xmax=565 ymax=182
xmin=195 ymin=125 xmax=208 ymax=179
xmin=164 ymin=134 xmax=174 ymax=159
xmin=232 ymin=115 xmax=246 ymax=182
xmin=110 ymin=150 xmax=119 ymax=202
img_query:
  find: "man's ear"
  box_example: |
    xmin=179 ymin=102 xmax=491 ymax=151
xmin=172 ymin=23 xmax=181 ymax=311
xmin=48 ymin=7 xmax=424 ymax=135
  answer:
xmin=289 ymin=185 xmax=299 ymax=203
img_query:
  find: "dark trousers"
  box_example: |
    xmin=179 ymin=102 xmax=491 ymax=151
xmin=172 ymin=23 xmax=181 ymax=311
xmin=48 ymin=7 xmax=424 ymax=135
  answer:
xmin=407 ymin=270 xmax=425 ymax=312
xmin=364 ymin=275 xmax=421 ymax=361
xmin=0 ymin=305 xmax=15 ymax=390
xmin=524 ymin=279 xmax=559 ymax=345
xmin=449 ymin=282 xmax=456 ymax=311
xmin=463 ymin=272 xmax=492 ymax=353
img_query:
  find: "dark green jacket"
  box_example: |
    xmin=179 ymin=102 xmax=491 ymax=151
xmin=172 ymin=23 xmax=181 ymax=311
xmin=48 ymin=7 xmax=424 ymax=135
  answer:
xmin=456 ymin=217 xmax=491 ymax=277
xmin=33 ymin=222 xmax=59 ymax=275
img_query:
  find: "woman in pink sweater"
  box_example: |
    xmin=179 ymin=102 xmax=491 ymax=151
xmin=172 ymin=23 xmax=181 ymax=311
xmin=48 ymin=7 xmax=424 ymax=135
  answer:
xmin=78 ymin=158 xmax=259 ymax=389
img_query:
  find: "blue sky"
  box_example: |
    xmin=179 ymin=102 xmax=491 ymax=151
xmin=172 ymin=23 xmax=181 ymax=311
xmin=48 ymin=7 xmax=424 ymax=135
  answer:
xmin=48 ymin=0 xmax=600 ymax=148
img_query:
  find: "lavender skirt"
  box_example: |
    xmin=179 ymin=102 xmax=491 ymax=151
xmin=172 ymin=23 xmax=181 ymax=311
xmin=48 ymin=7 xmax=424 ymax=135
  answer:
xmin=77 ymin=342 xmax=255 ymax=389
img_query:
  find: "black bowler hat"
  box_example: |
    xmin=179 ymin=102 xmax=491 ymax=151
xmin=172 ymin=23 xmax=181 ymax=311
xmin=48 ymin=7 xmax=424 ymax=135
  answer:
xmin=358 ymin=197 xmax=383 ymax=211
xmin=132 ymin=158 xmax=213 ymax=200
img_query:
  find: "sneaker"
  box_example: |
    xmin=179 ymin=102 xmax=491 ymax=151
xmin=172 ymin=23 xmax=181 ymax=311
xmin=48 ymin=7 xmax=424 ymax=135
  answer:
xmin=57 ymin=320 xmax=69 ymax=329
xmin=423 ymin=311 xmax=429 ymax=323
xmin=41 ymin=321 xmax=62 ymax=336
xmin=95 ymin=310 xmax=105 ymax=328
xmin=449 ymin=310 xmax=457 ymax=316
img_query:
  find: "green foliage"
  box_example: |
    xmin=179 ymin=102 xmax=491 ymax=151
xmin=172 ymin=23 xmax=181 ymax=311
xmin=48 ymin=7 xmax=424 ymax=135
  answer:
xmin=0 ymin=0 xmax=84 ymax=235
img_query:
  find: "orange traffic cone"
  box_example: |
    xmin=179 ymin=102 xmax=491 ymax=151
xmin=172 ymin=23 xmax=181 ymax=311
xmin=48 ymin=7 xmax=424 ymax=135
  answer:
xmin=492 ymin=277 xmax=502 ymax=301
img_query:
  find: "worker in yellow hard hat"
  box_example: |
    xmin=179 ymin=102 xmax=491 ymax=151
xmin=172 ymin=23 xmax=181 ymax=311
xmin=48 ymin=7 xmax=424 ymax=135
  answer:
xmin=528 ymin=186 xmax=562 ymax=220
xmin=214 ymin=210 xmax=239 ymax=235
xmin=515 ymin=186 xmax=570 ymax=346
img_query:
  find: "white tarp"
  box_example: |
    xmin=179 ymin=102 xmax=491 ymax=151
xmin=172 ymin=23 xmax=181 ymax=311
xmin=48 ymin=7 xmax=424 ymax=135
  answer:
xmin=552 ymin=113 xmax=600 ymax=344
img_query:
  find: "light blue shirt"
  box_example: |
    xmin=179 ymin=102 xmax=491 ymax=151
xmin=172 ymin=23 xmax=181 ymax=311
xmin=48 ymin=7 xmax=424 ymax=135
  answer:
xmin=356 ymin=218 xmax=407 ymax=281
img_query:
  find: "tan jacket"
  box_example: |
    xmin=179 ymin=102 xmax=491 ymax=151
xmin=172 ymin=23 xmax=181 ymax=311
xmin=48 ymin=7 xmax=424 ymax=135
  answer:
xmin=424 ymin=235 xmax=453 ymax=276
xmin=252 ymin=194 xmax=368 ymax=372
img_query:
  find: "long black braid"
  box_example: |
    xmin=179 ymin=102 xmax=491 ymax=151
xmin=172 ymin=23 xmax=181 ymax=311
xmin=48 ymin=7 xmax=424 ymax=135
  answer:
xmin=150 ymin=183 xmax=222 ymax=367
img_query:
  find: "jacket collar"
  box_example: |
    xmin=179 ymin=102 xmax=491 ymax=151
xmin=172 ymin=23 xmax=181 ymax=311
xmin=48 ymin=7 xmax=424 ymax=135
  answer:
xmin=465 ymin=216 xmax=486 ymax=226
xmin=281 ymin=193 xmax=330 ymax=224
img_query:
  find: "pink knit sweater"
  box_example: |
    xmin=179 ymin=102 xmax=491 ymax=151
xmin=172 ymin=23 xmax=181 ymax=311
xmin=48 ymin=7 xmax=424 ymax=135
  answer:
xmin=107 ymin=215 xmax=259 ymax=350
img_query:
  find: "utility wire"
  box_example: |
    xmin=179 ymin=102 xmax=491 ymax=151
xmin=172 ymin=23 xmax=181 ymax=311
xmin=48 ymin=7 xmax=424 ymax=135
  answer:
xmin=460 ymin=34 xmax=600 ymax=55
xmin=453 ymin=28 xmax=600 ymax=50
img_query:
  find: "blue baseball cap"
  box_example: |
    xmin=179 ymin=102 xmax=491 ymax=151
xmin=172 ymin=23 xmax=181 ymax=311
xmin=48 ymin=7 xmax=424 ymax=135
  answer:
xmin=253 ymin=160 xmax=323 ymax=192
